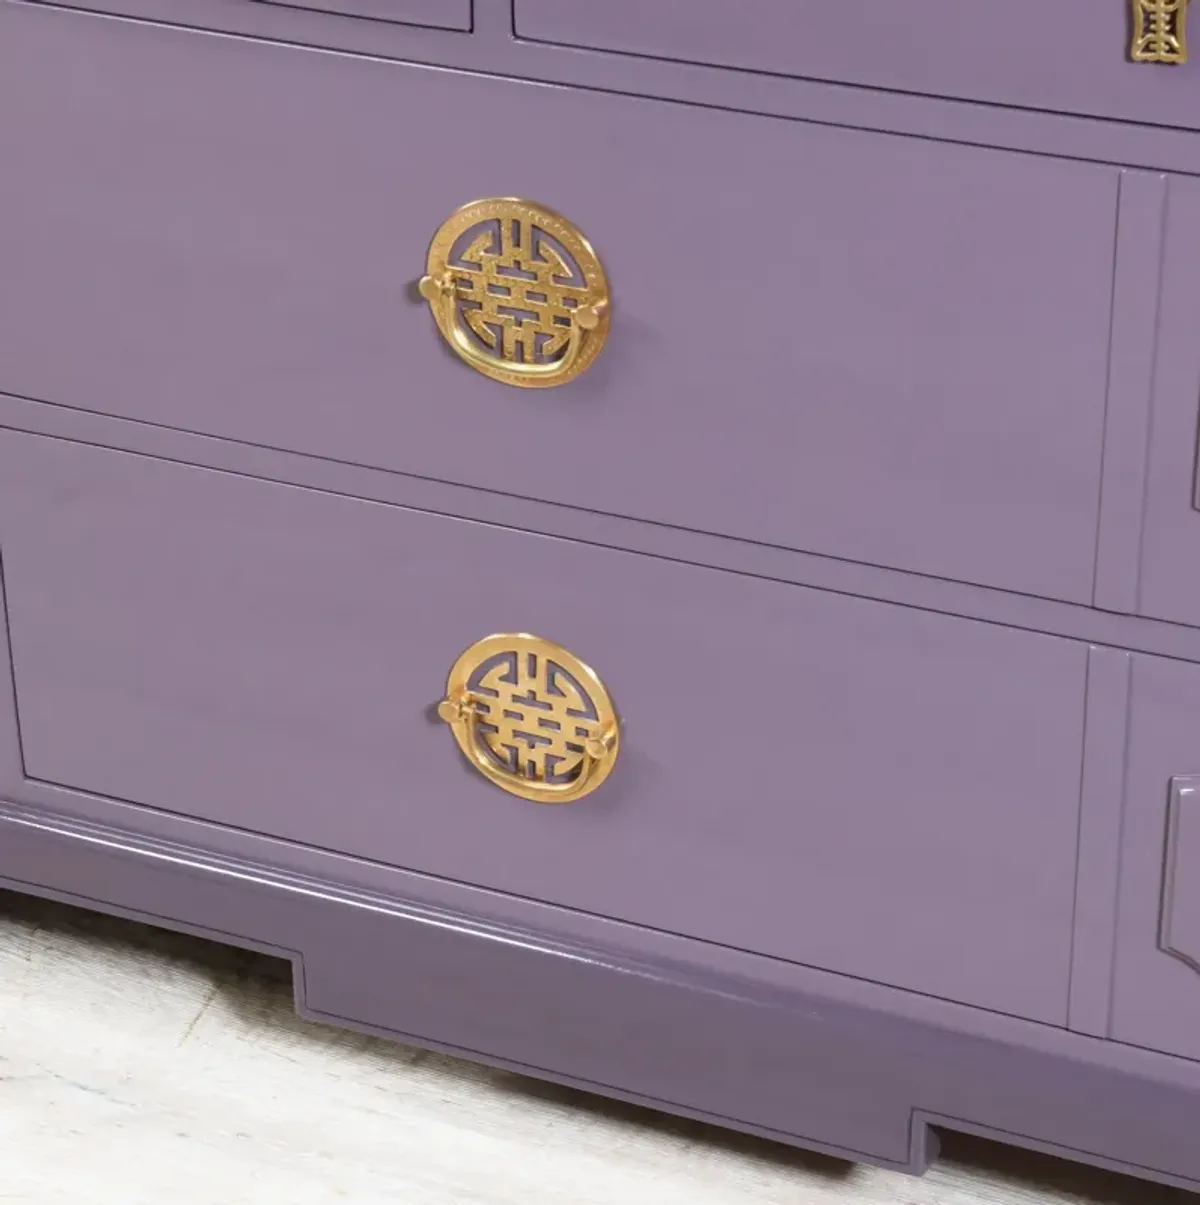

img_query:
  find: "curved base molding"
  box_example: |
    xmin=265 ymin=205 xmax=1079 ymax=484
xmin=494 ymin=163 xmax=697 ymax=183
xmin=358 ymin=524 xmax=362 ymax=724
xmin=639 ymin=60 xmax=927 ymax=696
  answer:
xmin=0 ymin=800 xmax=1197 ymax=1192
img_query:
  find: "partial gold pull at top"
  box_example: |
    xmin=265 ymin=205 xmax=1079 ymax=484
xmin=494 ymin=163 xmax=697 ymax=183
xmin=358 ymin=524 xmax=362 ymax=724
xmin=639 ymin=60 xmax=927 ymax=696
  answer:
xmin=437 ymin=633 xmax=621 ymax=804
xmin=1131 ymin=0 xmax=1190 ymax=64
xmin=418 ymin=198 xmax=611 ymax=389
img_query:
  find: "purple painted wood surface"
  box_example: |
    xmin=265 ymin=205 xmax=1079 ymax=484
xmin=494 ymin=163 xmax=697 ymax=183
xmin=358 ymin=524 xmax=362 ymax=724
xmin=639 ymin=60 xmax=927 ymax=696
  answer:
xmin=1135 ymin=175 xmax=1200 ymax=629
xmin=1092 ymin=171 xmax=1166 ymax=617
xmin=2 ymin=802 xmax=1200 ymax=1191
xmin=3 ymin=2 xmax=1200 ymax=1190
xmin=1161 ymin=778 xmax=1200 ymax=979
xmin=1110 ymin=654 xmax=1200 ymax=1062
xmin=13 ymin=0 xmax=1200 ymax=181
xmin=0 ymin=9 xmax=1118 ymax=604
xmin=515 ymin=0 xmax=1200 ymax=134
xmin=0 ymin=431 xmax=1087 ymax=1022
xmin=253 ymin=0 xmax=470 ymax=29
xmin=10 ymin=386 xmax=1200 ymax=669
xmin=1067 ymin=647 xmax=1131 ymax=1038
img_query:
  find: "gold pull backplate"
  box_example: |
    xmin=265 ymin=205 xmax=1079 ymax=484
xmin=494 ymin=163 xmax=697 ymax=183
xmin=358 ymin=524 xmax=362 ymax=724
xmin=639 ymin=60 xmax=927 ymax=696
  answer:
xmin=419 ymin=199 xmax=610 ymax=389
xmin=437 ymin=633 xmax=620 ymax=803
xmin=1131 ymin=0 xmax=1190 ymax=63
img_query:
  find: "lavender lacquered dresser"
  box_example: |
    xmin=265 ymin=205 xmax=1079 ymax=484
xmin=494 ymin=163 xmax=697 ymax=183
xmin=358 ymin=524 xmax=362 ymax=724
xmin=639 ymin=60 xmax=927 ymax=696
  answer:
xmin=3 ymin=0 xmax=1200 ymax=1188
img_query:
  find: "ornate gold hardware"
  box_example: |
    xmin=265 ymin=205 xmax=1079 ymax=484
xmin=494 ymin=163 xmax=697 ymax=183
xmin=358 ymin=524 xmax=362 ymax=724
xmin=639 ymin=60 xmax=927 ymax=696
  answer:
xmin=437 ymin=633 xmax=620 ymax=803
xmin=418 ymin=199 xmax=610 ymax=389
xmin=1131 ymin=0 xmax=1189 ymax=63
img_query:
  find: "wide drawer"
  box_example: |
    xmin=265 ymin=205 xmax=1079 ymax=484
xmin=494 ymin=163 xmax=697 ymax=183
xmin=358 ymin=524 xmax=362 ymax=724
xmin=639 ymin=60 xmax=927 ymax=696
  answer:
xmin=515 ymin=0 xmax=1200 ymax=132
xmin=0 ymin=431 xmax=1088 ymax=1023
xmin=0 ymin=6 xmax=1117 ymax=604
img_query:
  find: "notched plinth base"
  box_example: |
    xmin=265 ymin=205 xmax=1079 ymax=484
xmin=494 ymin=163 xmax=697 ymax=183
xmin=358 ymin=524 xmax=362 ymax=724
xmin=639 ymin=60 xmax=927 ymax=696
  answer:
xmin=0 ymin=799 xmax=1196 ymax=1192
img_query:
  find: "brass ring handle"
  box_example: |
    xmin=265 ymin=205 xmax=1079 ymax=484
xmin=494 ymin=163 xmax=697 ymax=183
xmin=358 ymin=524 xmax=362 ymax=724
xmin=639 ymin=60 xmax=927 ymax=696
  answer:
xmin=419 ymin=198 xmax=611 ymax=389
xmin=438 ymin=690 xmax=617 ymax=800
xmin=1131 ymin=0 xmax=1190 ymax=64
xmin=418 ymin=271 xmax=608 ymax=385
xmin=436 ymin=633 xmax=621 ymax=804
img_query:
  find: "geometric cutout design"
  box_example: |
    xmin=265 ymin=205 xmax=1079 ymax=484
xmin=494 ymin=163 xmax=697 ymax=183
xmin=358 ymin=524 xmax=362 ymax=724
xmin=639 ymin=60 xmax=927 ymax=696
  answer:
xmin=439 ymin=632 xmax=619 ymax=803
xmin=420 ymin=199 xmax=610 ymax=389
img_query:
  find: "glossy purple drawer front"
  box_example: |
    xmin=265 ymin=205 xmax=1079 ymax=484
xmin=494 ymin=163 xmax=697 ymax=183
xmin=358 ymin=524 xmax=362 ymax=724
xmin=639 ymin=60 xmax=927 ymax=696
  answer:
xmin=0 ymin=7 xmax=1116 ymax=605
xmin=0 ymin=431 xmax=1088 ymax=1023
xmin=252 ymin=0 xmax=470 ymax=29
xmin=1112 ymin=656 xmax=1200 ymax=1062
xmin=515 ymin=0 xmax=1200 ymax=132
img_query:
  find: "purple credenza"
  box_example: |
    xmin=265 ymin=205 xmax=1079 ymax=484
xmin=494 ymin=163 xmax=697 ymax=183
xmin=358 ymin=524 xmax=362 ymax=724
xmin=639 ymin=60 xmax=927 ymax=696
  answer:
xmin=2 ymin=0 xmax=1200 ymax=1189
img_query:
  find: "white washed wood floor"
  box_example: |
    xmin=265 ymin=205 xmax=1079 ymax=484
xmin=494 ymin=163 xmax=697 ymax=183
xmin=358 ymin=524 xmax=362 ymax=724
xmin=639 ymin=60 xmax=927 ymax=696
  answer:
xmin=0 ymin=888 xmax=1192 ymax=1205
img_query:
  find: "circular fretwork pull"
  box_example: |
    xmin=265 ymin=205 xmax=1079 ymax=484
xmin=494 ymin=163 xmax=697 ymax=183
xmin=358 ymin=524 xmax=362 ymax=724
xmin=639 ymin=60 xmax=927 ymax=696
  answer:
xmin=418 ymin=198 xmax=611 ymax=389
xmin=437 ymin=633 xmax=620 ymax=803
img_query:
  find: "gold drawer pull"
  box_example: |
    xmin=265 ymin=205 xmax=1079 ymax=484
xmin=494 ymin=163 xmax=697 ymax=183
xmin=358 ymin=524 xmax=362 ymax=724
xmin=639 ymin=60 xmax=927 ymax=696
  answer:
xmin=437 ymin=633 xmax=620 ymax=803
xmin=1131 ymin=0 xmax=1190 ymax=63
xmin=419 ymin=199 xmax=611 ymax=389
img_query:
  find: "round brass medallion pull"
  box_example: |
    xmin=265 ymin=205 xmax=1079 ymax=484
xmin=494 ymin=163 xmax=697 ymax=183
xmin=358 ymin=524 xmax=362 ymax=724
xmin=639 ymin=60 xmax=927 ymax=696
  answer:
xmin=437 ymin=633 xmax=620 ymax=803
xmin=418 ymin=199 xmax=611 ymax=389
xmin=1130 ymin=0 xmax=1190 ymax=63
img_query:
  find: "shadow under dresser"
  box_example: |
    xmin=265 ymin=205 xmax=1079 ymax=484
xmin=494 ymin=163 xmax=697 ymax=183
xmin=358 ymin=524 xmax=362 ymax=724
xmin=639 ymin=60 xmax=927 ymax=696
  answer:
xmin=1 ymin=0 xmax=1200 ymax=1190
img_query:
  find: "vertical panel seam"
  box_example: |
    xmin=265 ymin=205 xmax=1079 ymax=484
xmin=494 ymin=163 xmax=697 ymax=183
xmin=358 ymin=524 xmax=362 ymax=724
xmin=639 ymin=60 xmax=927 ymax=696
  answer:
xmin=1093 ymin=171 xmax=1168 ymax=615
xmin=1103 ymin=651 xmax=1135 ymax=1037
xmin=1064 ymin=645 xmax=1093 ymax=1024
xmin=1067 ymin=646 xmax=1131 ymax=1036
xmin=1091 ymin=172 xmax=1126 ymax=607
